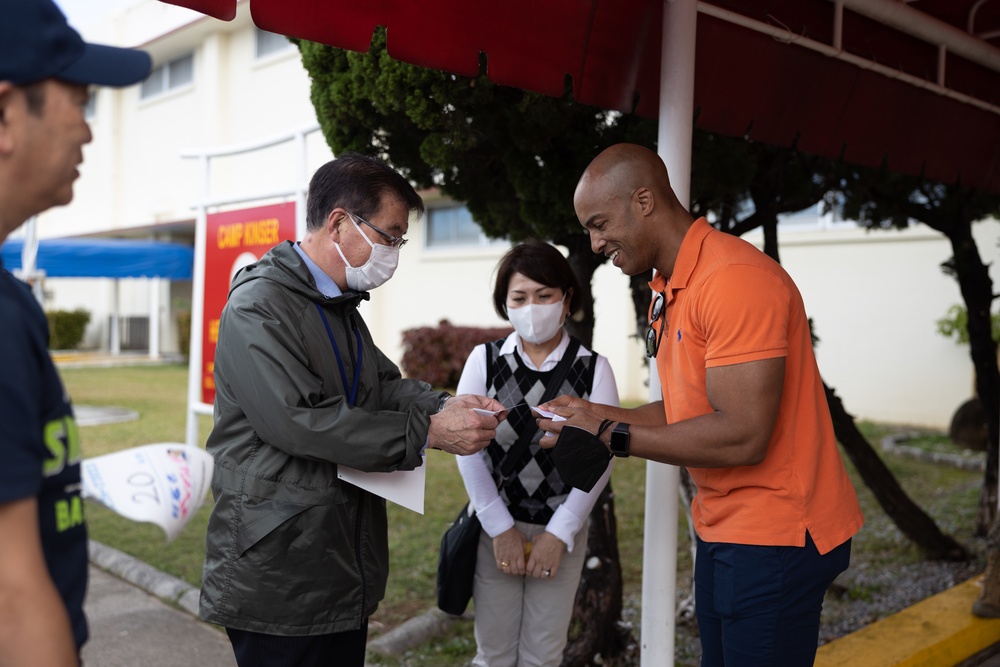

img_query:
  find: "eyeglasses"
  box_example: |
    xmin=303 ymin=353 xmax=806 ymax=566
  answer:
xmin=645 ymin=291 xmax=666 ymax=358
xmin=347 ymin=211 xmax=408 ymax=248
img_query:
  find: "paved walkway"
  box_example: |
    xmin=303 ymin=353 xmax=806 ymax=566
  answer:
xmin=61 ymin=357 xmax=235 ymax=665
xmin=82 ymin=565 xmax=236 ymax=667
xmin=83 ymin=541 xmax=235 ymax=666
xmin=81 ymin=541 xmax=452 ymax=666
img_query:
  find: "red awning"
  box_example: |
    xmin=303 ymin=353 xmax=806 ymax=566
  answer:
xmin=159 ymin=0 xmax=1000 ymax=193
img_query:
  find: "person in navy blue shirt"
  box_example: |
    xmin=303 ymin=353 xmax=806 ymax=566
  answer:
xmin=0 ymin=1 xmax=149 ymax=664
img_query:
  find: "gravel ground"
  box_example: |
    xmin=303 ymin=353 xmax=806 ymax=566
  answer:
xmin=819 ymin=550 xmax=986 ymax=643
xmin=613 ymin=546 xmax=987 ymax=667
xmin=374 ymin=541 xmax=988 ymax=667
xmin=674 ymin=435 xmax=988 ymax=665
xmin=381 ymin=433 xmax=990 ymax=666
xmin=613 ymin=492 xmax=988 ymax=667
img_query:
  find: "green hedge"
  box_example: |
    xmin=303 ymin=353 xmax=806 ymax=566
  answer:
xmin=46 ymin=308 xmax=91 ymax=350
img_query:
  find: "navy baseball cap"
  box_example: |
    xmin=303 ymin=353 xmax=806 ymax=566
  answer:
xmin=0 ymin=0 xmax=152 ymax=87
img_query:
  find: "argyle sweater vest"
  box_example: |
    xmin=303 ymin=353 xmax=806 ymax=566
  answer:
xmin=483 ymin=337 xmax=598 ymax=524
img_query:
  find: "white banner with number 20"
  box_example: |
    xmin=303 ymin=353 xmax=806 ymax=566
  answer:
xmin=81 ymin=443 xmax=214 ymax=542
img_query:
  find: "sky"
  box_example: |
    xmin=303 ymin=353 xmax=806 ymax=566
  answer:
xmin=55 ymin=0 xmax=141 ymax=36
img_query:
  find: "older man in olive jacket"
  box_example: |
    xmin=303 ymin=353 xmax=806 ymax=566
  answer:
xmin=200 ymin=153 xmax=504 ymax=667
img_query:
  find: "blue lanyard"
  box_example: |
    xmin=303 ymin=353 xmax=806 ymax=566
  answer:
xmin=314 ymin=303 xmax=363 ymax=406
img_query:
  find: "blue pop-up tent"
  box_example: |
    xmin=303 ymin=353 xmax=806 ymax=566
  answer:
xmin=0 ymin=238 xmax=193 ymax=279
xmin=1 ymin=237 xmax=194 ymax=357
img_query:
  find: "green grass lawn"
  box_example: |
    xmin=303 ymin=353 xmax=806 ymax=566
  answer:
xmin=63 ymin=363 xmax=984 ymax=666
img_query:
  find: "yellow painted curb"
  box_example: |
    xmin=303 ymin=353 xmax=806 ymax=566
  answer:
xmin=51 ymin=352 xmax=165 ymax=366
xmin=816 ymin=575 xmax=1000 ymax=667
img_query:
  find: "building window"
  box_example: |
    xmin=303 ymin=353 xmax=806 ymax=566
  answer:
xmin=777 ymin=199 xmax=850 ymax=231
xmin=426 ymin=205 xmax=502 ymax=248
xmin=83 ymin=87 xmax=97 ymax=119
xmin=140 ymin=53 xmax=194 ymax=100
xmin=778 ymin=202 xmax=825 ymax=226
xmin=255 ymin=27 xmax=292 ymax=59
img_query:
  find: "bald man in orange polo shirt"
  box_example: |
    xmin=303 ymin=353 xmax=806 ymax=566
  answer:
xmin=538 ymin=143 xmax=863 ymax=666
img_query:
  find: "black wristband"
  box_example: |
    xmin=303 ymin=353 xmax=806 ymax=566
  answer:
xmin=596 ymin=419 xmax=614 ymax=437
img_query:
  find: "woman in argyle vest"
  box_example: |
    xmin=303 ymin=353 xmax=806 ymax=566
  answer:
xmin=455 ymin=241 xmax=620 ymax=667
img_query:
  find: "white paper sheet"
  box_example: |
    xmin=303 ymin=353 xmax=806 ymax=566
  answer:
xmin=337 ymin=456 xmax=426 ymax=514
xmin=529 ymin=405 xmax=566 ymax=438
xmin=529 ymin=406 xmax=566 ymax=421
xmin=81 ymin=443 xmax=214 ymax=542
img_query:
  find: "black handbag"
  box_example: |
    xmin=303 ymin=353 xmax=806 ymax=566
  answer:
xmin=436 ymin=502 xmax=482 ymax=615
xmin=435 ymin=338 xmax=582 ymax=615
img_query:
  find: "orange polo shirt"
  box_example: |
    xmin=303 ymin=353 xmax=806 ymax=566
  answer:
xmin=651 ymin=218 xmax=863 ymax=554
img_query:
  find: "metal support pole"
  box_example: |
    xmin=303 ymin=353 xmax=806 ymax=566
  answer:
xmin=110 ymin=280 xmax=121 ymax=355
xmin=641 ymin=0 xmax=696 ymax=664
xmin=150 ymin=277 xmax=161 ymax=359
xmin=185 ymin=154 xmax=210 ymax=447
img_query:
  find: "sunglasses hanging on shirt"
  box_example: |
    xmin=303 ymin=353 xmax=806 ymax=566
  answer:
xmin=645 ymin=291 xmax=666 ymax=358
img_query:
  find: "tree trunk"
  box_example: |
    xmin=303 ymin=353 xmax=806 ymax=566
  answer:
xmin=824 ymin=383 xmax=970 ymax=561
xmin=897 ymin=192 xmax=1000 ymax=611
xmin=738 ymin=208 xmax=969 ymax=561
xmin=676 ymin=468 xmax=699 ymax=620
xmin=943 ymin=222 xmax=999 ymax=534
xmin=974 ymin=514 xmax=1000 ymax=616
xmin=935 ymin=205 xmax=1000 ymax=617
xmin=562 ymin=483 xmax=634 ymax=667
xmin=557 ymin=238 xmax=636 ymax=665
xmin=558 ymin=234 xmax=606 ymax=348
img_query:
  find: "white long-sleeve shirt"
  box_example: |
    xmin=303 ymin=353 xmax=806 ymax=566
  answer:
xmin=455 ymin=330 xmax=619 ymax=552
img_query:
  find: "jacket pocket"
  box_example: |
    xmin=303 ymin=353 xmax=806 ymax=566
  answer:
xmin=237 ymin=496 xmax=311 ymax=556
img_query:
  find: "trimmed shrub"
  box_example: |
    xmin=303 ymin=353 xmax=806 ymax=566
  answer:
xmin=401 ymin=319 xmax=512 ymax=390
xmin=46 ymin=308 xmax=91 ymax=350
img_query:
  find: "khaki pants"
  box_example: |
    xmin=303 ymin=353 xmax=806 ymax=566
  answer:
xmin=471 ymin=518 xmax=590 ymax=667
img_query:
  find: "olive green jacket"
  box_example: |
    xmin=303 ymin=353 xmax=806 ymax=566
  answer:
xmin=199 ymin=241 xmax=444 ymax=635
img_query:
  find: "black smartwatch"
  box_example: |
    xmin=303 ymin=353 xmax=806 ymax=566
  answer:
xmin=609 ymin=422 xmax=631 ymax=458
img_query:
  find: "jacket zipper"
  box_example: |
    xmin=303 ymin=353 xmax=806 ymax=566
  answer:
xmin=354 ymin=490 xmax=367 ymax=625
xmin=339 ymin=308 xmax=367 ymax=624
xmin=344 ymin=312 xmax=359 ymax=368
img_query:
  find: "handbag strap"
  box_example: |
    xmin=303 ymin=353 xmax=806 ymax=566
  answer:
xmin=497 ymin=336 xmax=582 ymax=482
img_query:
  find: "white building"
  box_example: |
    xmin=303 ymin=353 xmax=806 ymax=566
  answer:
xmin=23 ymin=0 xmax=1000 ymax=429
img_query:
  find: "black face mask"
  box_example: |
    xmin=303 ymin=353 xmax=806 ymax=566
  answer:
xmin=550 ymin=425 xmax=612 ymax=492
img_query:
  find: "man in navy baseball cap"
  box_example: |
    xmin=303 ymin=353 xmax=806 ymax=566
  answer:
xmin=0 ymin=0 xmax=152 ymax=87
xmin=0 ymin=2 xmax=151 ymax=665
xmin=0 ymin=0 xmax=152 ymax=234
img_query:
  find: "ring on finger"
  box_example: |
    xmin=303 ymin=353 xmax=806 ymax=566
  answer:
xmin=542 ymin=569 xmax=551 ymax=577
xmin=500 ymin=561 xmax=510 ymax=568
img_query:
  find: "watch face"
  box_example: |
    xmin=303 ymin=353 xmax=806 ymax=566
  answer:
xmin=610 ymin=423 xmax=630 ymax=457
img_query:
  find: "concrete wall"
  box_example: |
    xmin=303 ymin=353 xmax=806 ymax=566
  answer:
xmin=761 ymin=220 xmax=1000 ymax=427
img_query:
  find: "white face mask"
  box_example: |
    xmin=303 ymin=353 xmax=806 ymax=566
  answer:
xmin=334 ymin=213 xmax=399 ymax=291
xmin=508 ymin=300 xmax=566 ymax=344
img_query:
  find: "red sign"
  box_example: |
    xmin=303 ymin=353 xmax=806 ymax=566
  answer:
xmin=202 ymin=203 xmax=296 ymax=403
